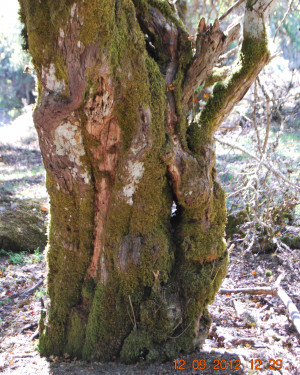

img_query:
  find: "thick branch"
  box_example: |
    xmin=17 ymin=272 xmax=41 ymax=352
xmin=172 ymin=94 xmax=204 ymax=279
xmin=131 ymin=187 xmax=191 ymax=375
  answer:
xmin=187 ymin=0 xmax=277 ymax=153
xmin=182 ymin=18 xmax=240 ymax=109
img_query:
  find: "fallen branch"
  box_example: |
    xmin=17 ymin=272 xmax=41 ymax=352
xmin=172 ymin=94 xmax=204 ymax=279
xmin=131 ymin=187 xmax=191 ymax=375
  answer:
xmin=31 ymin=328 xmax=39 ymax=341
xmin=276 ymin=287 xmax=300 ymax=335
xmin=21 ymin=322 xmax=38 ymax=333
xmin=220 ymin=287 xmax=277 ymax=296
xmin=219 ymin=275 xmax=300 ymax=335
xmin=12 ymin=278 xmax=44 ymax=299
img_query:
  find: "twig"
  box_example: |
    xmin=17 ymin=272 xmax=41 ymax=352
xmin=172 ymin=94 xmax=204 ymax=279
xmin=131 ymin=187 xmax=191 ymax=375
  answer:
xmin=30 ymin=328 xmax=39 ymax=341
xmin=228 ymin=231 xmax=256 ymax=272
xmin=253 ymin=80 xmax=263 ymax=155
xmin=218 ymin=46 xmax=239 ymax=63
xmin=273 ymin=0 xmax=295 ymax=41
xmin=128 ymin=295 xmax=137 ymax=329
xmin=214 ymin=136 xmax=300 ymax=191
xmin=169 ymin=320 xmax=193 ymax=339
xmin=257 ymin=76 xmax=271 ymax=153
xmin=219 ymin=0 xmax=246 ymax=21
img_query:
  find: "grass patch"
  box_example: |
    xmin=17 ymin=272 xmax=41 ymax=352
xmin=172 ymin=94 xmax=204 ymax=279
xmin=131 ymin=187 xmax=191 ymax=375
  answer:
xmin=0 ymin=248 xmax=44 ymax=265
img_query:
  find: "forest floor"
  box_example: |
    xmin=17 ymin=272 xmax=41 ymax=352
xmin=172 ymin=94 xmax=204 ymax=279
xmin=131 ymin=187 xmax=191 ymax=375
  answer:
xmin=0 ymin=82 xmax=300 ymax=375
xmin=0 ymin=233 xmax=299 ymax=374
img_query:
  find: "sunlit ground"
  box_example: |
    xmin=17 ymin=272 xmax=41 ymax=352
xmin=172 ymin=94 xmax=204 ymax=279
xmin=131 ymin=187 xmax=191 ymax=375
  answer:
xmin=0 ymin=106 xmax=47 ymax=201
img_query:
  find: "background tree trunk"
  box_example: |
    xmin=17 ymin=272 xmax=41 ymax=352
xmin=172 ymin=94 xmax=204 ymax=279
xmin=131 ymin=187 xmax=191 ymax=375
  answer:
xmin=19 ymin=0 xmax=276 ymax=363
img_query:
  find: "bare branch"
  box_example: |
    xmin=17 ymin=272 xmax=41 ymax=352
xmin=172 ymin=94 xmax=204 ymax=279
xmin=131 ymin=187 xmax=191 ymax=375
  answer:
xmin=217 ymin=45 xmax=239 ymax=63
xmin=257 ymin=76 xmax=271 ymax=153
xmin=219 ymin=0 xmax=246 ymax=21
xmin=220 ymin=286 xmax=277 ymax=295
xmin=214 ymin=136 xmax=300 ymax=191
xmin=273 ymin=0 xmax=296 ymax=41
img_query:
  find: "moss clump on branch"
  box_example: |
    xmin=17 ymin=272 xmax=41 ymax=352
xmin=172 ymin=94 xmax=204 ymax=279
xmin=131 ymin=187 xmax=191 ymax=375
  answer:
xmin=188 ymin=34 xmax=269 ymax=154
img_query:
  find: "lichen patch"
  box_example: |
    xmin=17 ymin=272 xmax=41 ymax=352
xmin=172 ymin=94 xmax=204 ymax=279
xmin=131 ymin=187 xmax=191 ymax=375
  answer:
xmin=70 ymin=3 xmax=77 ymax=18
xmin=41 ymin=63 xmax=65 ymax=93
xmin=122 ymin=161 xmax=145 ymax=205
xmin=55 ymin=121 xmax=85 ymax=164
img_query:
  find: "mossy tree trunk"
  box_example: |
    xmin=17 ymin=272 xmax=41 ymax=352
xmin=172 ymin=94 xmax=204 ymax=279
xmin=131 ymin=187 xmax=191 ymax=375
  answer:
xmin=19 ymin=0 xmax=276 ymax=363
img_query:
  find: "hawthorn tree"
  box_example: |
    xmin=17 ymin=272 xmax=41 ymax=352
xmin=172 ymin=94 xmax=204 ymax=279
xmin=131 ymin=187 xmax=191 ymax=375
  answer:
xmin=19 ymin=0 xmax=276 ymax=363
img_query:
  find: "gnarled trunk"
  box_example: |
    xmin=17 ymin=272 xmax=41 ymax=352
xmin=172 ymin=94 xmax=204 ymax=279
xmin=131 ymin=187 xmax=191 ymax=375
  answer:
xmin=19 ymin=0 xmax=276 ymax=363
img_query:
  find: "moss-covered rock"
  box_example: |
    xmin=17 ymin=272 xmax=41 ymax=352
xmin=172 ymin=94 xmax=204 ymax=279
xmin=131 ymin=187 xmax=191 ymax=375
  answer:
xmin=0 ymin=198 xmax=47 ymax=251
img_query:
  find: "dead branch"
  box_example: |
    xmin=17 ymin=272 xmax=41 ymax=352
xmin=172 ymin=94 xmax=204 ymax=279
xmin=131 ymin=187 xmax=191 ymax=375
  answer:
xmin=219 ymin=274 xmax=300 ymax=335
xmin=21 ymin=322 xmax=38 ymax=333
xmin=192 ymin=0 xmax=277 ymax=140
xmin=220 ymin=287 xmax=277 ymax=296
xmin=257 ymin=76 xmax=271 ymax=153
xmin=253 ymin=80 xmax=263 ymax=155
xmin=231 ymin=337 xmax=256 ymax=345
xmin=214 ymin=136 xmax=300 ymax=192
xmin=276 ymin=287 xmax=300 ymax=335
xmin=182 ymin=18 xmax=240 ymax=109
xmin=31 ymin=328 xmax=40 ymax=341
xmin=11 ymin=279 xmax=44 ymax=299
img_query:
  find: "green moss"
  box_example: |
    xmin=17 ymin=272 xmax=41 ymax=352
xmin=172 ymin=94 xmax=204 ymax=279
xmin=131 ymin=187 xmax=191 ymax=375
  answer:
xmin=110 ymin=1 xmax=151 ymax=151
xmin=140 ymin=297 xmax=172 ymax=343
xmin=79 ymin=0 xmax=115 ymax=45
xmin=0 ymin=198 xmax=47 ymax=252
xmin=81 ymin=278 xmax=96 ymax=302
xmin=189 ymin=33 xmax=269 ymax=154
xmin=65 ymin=310 xmax=87 ymax=357
xmin=205 ymin=66 xmax=229 ymax=88
xmin=19 ymin=0 xmax=74 ymax=69
xmin=39 ymin=170 xmax=94 ymax=356
xmin=120 ymin=330 xmax=152 ymax=364
xmin=39 ymin=319 xmax=66 ymax=356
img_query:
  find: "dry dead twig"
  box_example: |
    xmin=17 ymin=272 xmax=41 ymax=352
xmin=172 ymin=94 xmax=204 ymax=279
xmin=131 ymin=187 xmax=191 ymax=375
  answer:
xmin=219 ymin=273 xmax=300 ymax=335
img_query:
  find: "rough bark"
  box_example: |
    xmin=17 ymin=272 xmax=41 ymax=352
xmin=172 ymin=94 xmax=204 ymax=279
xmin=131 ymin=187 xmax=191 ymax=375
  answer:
xmin=19 ymin=0 xmax=276 ymax=363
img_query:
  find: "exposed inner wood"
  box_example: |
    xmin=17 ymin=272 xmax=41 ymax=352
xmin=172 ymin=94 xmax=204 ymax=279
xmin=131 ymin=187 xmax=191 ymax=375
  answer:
xmin=85 ymin=76 xmax=121 ymax=279
xmin=182 ymin=19 xmax=240 ymax=109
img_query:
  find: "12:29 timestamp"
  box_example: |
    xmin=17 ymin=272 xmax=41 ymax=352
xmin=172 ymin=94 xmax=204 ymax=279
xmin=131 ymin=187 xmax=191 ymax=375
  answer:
xmin=173 ymin=358 xmax=241 ymax=371
xmin=250 ymin=359 xmax=283 ymax=370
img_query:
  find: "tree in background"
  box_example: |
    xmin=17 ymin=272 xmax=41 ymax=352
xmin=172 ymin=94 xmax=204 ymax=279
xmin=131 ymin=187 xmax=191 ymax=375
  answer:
xmin=19 ymin=0 xmax=277 ymax=363
xmin=0 ymin=8 xmax=35 ymax=124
